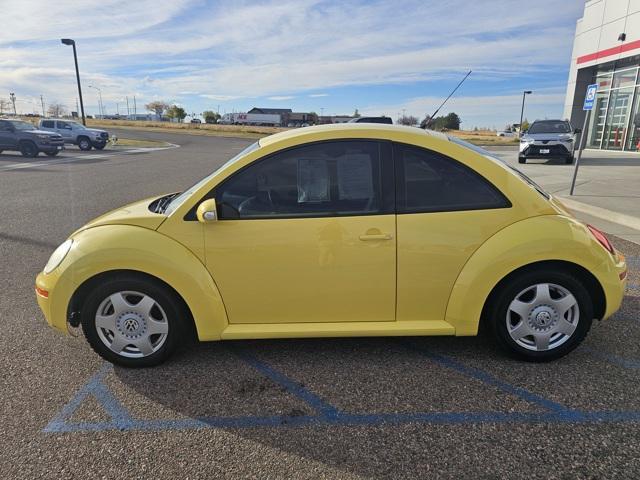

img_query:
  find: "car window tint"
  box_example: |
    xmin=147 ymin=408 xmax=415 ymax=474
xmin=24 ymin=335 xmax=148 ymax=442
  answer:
xmin=215 ymin=141 xmax=384 ymax=219
xmin=396 ymin=144 xmax=509 ymax=213
xmin=41 ymin=120 xmax=55 ymax=128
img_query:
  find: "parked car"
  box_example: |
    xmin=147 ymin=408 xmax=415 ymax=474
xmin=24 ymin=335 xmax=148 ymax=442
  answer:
xmin=497 ymin=130 xmax=515 ymax=137
xmin=190 ymin=118 xmax=202 ymax=124
xmin=348 ymin=116 xmax=393 ymax=124
xmin=519 ymin=120 xmax=579 ymax=164
xmin=36 ymin=124 xmax=626 ymax=367
xmin=38 ymin=119 xmax=109 ymax=151
xmin=0 ymin=119 xmax=64 ymax=157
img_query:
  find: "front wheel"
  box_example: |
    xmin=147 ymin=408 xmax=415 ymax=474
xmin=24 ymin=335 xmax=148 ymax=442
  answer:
xmin=77 ymin=136 xmax=92 ymax=151
xmin=518 ymin=156 xmax=526 ymax=164
xmin=488 ymin=269 xmax=593 ymax=362
xmin=565 ymin=155 xmax=575 ymax=165
xmin=81 ymin=276 xmax=184 ymax=367
xmin=19 ymin=141 xmax=39 ymax=157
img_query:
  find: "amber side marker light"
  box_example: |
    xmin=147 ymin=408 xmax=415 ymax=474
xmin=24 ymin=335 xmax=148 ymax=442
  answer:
xmin=35 ymin=286 xmax=49 ymax=298
xmin=587 ymin=224 xmax=615 ymax=254
xmin=620 ymin=270 xmax=627 ymax=281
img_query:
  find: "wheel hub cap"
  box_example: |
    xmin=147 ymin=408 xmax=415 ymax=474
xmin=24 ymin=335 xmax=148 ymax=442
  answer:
xmin=116 ymin=311 xmax=147 ymax=339
xmin=529 ymin=306 xmax=557 ymax=331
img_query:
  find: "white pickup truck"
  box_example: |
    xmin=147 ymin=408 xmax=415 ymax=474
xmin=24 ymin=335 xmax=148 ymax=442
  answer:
xmin=38 ymin=119 xmax=109 ymax=151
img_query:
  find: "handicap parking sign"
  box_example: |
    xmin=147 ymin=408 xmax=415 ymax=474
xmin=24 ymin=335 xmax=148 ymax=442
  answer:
xmin=583 ymin=84 xmax=598 ymax=111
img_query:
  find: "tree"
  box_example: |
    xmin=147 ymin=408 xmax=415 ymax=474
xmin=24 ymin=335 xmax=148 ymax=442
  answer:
xmin=202 ymin=110 xmax=221 ymax=124
xmin=425 ymin=112 xmax=461 ymax=131
xmin=353 ymin=108 xmax=361 ymax=118
xmin=398 ymin=115 xmax=419 ymax=126
xmin=166 ymin=105 xmax=187 ymax=122
xmin=521 ymin=118 xmax=530 ymax=132
xmin=145 ymin=101 xmax=170 ymax=119
xmin=47 ymin=102 xmax=67 ymax=117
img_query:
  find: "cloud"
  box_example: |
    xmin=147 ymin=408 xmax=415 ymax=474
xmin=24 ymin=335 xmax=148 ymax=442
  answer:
xmin=267 ymin=96 xmax=296 ymax=101
xmin=0 ymin=0 xmax=584 ymax=123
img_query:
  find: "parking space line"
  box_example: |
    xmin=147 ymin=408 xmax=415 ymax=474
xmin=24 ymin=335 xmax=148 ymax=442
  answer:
xmin=230 ymin=345 xmax=341 ymax=418
xmin=400 ymin=341 xmax=581 ymax=417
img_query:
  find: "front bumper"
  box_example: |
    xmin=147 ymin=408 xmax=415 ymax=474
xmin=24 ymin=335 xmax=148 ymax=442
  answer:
xmin=520 ymin=142 xmax=573 ymax=159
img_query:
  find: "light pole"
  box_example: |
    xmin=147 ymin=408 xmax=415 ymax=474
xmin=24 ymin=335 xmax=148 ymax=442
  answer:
xmin=88 ymin=85 xmax=104 ymax=118
xmin=519 ymin=90 xmax=532 ymax=137
xmin=61 ymin=38 xmax=86 ymax=125
xmin=9 ymin=92 xmax=16 ymax=115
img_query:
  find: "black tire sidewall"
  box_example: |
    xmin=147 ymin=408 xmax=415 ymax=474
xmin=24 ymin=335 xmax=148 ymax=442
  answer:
xmin=490 ymin=270 xmax=593 ymax=362
xmin=81 ymin=277 xmax=183 ymax=367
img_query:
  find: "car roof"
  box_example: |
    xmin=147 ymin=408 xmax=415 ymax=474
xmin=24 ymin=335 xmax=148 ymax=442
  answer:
xmin=259 ymin=123 xmax=447 ymax=148
xmin=531 ymin=119 xmax=569 ymax=124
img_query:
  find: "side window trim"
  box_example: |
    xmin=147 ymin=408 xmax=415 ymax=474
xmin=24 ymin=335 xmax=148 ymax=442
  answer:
xmin=393 ymin=142 xmax=511 ymax=214
xmin=184 ymin=139 xmax=394 ymax=221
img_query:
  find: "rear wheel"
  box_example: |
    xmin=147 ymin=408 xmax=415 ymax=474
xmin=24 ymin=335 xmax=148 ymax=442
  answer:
xmin=488 ymin=269 xmax=593 ymax=361
xmin=19 ymin=141 xmax=39 ymax=157
xmin=77 ymin=136 xmax=92 ymax=151
xmin=81 ymin=276 xmax=184 ymax=367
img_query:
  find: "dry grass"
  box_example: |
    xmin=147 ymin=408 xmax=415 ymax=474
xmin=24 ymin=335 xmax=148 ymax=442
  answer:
xmin=86 ymin=119 xmax=284 ymax=139
xmin=447 ymin=129 xmax=519 ymax=145
xmin=111 ymin=138 xmax=171 ymax=148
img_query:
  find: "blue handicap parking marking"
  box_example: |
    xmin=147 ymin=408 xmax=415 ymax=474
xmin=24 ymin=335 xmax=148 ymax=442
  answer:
xmin=44 ymin=340 xmax=640 ymax=433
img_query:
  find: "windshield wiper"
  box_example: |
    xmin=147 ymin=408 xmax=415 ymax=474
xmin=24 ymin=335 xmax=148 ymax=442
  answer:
xmin=153 ymin=193 xmax=181 ymax=214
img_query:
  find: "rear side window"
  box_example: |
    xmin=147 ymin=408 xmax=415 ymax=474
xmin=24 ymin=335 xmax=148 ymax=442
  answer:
xmin=395 ymin=143 xmax=510 ymax=213
xmin=215 ymin=140 xmax=391 ymax=219
xmin=41 ymin=120 xmax=55 ymax=128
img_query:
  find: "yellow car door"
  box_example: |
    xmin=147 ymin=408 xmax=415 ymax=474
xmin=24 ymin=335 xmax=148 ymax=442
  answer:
xmin=203 ymin=140 xmax=396 ymax=325
xmin=394 ymin=142 xmax=516 ymax=325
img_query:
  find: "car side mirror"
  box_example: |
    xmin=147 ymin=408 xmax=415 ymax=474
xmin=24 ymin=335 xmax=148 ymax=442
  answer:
xmin=196 ymin=198 xmax=218 ymax=223
xmin=574 ymin=128 xmax=582 ymax=134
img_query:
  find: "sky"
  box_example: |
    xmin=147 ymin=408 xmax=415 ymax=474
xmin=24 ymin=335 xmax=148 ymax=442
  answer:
xmin=0 ymin=0 xmax=585 ymax=129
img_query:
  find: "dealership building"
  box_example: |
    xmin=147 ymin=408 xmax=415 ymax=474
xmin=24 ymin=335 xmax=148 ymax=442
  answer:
xmin=564 ymin=0 xmax=640 ymax=151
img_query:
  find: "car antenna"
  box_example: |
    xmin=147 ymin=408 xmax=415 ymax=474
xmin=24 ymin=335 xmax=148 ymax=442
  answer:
xmin=424 ymin=70 xmax=472 ymax=129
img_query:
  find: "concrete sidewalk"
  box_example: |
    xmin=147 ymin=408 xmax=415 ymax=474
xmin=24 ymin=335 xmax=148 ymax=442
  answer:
xmin=487 ymin=147 xmax=640 ymax=244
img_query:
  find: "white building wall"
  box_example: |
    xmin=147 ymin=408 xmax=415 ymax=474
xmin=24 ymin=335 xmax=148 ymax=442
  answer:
xmin=564 ymin=0 xmax=639 ymax=121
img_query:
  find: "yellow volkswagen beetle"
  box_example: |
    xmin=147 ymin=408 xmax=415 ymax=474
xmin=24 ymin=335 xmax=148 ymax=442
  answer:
xmin=35 ymin=124 xmax=627 ymax=367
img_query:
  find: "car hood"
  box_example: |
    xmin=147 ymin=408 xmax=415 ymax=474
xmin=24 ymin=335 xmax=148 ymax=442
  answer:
xmin=72 ymin=196 xmax=167 ymax=236
xmin=83 ymin=128 xmax=107 ymax=134
xmin=523 ymin=133 xmax=573 ymax=141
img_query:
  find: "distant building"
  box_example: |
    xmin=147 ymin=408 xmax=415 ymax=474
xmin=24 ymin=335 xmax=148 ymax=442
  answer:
xmin=248 ymin=107 xmax=292 ymax=115
xmin=565 ymin=0 xmax=640 ymax=151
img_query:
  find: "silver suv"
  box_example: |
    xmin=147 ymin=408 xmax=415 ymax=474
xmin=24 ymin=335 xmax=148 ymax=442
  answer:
xmin=38 ymin=119 xmax=109 ymax=151
xmin=519 ymin=120 xmax=580 ymax=164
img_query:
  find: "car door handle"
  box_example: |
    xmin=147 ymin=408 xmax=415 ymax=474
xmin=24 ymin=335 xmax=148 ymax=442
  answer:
xmin=359 ymin=233 xmax=393 ymax=241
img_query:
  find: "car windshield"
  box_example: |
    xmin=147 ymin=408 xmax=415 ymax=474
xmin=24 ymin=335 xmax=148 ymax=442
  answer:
xmin=164 ymin=141 xmax=260 ymax=215
xmin=9 ymin=120 xmax=36 ymax=131
xmin=528 ymin=121 xmax=571 ymax=134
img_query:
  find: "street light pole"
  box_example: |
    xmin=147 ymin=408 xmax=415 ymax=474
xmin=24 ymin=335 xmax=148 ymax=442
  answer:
xmin=519 ymin=90 xmax=532 ymax=137
xmin=89 ymin=85 xmax=104 ymax=118
xmin=61 ymin=39 xmax=86 ymax=125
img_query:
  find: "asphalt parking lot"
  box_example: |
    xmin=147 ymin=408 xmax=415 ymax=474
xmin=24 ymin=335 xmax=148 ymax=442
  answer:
xmin=1 ymin=129 xmax=639 ymax=479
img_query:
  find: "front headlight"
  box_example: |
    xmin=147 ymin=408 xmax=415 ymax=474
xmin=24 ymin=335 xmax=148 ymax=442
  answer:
xmin=44 ymin=239 xmax=73 ymax=274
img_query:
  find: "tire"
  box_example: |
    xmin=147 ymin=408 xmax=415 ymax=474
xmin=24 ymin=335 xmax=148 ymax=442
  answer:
xmin=518 ymin=156 xmax=526 ymax=164
xmin=488 ymin=268 xmax=593 ymax=362
xmin=45 ymin=151 xmax=59 ymax=157
xmin=93 ymin=142 xmax=106 ymax=150
xmin=19 ymin=141 xmax=39 ymax=158
xmin=77 ymin=136 xmax=92 ymax=151
xmin=81 ymin=276 xmax=185 ymax=367
xmin=565 ymin=155 xmax=574 ymax=165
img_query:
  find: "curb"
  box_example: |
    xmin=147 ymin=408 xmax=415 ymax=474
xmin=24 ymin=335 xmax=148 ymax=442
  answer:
xmin=557 ymin=196 xmax=640 ymax=232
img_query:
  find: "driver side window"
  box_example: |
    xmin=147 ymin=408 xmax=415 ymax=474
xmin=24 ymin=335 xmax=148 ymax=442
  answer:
xmin=215 ymin=141 xmax=385 ymax=219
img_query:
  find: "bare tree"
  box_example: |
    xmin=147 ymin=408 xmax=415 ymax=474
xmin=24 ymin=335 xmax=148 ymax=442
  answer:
xmin=47 ymin=102 xmax=67 ymax=117
xmin=145 ymin=101 xmax=170 ymax=119
xmin=0 ymin=99 xmax=9 ymax=114
xmin=398 ymin=115 xmax=419 ymax=126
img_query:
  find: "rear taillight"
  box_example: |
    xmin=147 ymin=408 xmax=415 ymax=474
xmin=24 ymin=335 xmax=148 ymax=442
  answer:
xmin=587 ymin=224 xmax=614 ymax=254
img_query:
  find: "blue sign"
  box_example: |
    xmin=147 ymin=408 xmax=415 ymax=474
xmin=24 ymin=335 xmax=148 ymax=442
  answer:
xmin=583 ymin=84 xmax=598 ymax=111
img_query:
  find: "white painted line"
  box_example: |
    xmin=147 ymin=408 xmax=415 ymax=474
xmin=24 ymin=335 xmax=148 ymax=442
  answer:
xmin=557 ymin=196 xmax=640 ymax=232
xmin=0 ymin=143 xmax=180 ymax=172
